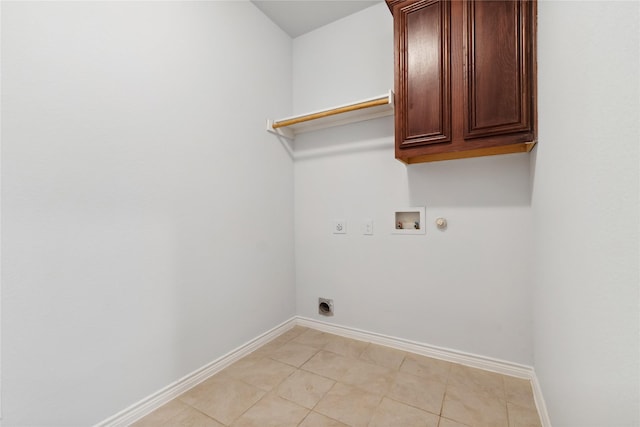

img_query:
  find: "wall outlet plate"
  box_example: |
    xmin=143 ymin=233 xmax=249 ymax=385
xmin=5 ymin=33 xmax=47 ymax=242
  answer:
xmin=362 ymin=218 xmax=373 ymax=235
xmin=333 ymin=219 xmax=346 ymax=234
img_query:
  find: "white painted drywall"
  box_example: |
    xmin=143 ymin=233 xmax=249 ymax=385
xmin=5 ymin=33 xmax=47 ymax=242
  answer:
xmin=1 ymin=2 xmax=294 ymax=425
xmin=532 ymin=2 xmax=640 ymax=426
xmin=293 ymin=3 xmax=534 ymax=365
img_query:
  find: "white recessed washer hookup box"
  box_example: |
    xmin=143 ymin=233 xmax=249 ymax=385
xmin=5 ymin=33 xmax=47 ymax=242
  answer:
xmin=393 ymin=207 xmax=426 ymax=235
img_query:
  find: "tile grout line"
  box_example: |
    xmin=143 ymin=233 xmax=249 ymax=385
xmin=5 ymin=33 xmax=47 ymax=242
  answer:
xmin=184 ymin=404 xmax=226 ymax=427
xmin=440 ymin=362 xmax=453 ymax=417
xmin=173 ymin=394 xmax=229 ymax=427
xmin=304 ymin=380 xmax=340 ymax=425
xmin=503 ymin=375 xmax=511 ymax=427
xmin=186 ymin=326 xmax=311 ymax=426
xmin=294 ymin=334 xmax=385 ymax=426
xmin=228 ymin=328 xmax=326 ymax=426
xmin=299 ymin=337 xmax=450 ymax=425
xmin=225 ymin=361 xmax=302 ymax=426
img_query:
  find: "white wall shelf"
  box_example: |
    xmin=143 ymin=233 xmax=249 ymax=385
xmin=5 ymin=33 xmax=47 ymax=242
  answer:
xmin=267 ymin=90 xmax=394 ymax=140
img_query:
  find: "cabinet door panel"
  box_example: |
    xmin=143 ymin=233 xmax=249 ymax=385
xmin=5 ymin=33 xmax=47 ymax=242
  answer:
xmin=464 ymin=0 xmax=532 ymax=139
xmin=397 ymin=0 xmax=451 ymax=147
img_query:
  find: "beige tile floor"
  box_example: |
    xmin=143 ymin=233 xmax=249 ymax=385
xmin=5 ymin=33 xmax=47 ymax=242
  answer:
xmin=132 ymin=326 xmax=542 ymax=427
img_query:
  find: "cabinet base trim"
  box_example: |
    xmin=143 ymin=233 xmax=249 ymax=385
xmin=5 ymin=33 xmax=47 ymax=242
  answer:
xmin=398 ymin=142 xmax=536 ymax=164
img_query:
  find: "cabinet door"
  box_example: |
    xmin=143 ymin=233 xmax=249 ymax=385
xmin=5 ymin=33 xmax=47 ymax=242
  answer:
xmin=463 ymin=0 xmax=534 ymax=139
xmin=393 ymin=0 xmax=451 ymax=149
xmin=388 ymin=0 xmax=537 ymax=163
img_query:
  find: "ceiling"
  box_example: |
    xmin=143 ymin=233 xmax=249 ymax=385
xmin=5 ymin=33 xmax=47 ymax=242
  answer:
xmin=251 ymin=1 xmax=382 ymax=38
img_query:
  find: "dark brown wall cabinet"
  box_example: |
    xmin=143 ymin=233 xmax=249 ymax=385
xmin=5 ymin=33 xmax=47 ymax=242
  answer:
xmin=386 ymin=0 xmax=537 ymax=163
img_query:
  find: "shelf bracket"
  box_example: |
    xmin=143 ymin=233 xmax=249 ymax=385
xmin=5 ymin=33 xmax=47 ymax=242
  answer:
xmin=266 ymin=119 xmax=295 ymax=140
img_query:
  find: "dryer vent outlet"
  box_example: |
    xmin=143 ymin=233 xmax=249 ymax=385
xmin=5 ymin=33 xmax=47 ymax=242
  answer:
xmin=318 ymin=298 xmax=334 ymax=316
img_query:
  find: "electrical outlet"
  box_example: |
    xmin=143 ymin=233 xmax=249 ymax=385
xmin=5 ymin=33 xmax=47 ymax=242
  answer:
xmin=333 ymin=219 xmax=346 ymax=234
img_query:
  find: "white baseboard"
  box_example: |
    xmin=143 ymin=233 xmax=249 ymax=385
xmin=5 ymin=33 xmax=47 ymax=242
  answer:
xmin=95 ymin=315 xmax=551 ymax=427
xmin=94 ymin=317 xmax=298 ymax=427
xmin=295 ymin=317 xmax=533 ymax=378
xmin=530 ymin=371 xmax=552 ymax=427
xmin=295 ymin=316 xmax=551 ymax=427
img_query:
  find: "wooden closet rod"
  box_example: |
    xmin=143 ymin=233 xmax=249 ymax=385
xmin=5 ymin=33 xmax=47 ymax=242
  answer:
xmin=272 ymin=97 xmax=390 ymax=129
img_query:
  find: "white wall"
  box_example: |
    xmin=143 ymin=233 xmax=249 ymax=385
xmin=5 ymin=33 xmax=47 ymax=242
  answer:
xmin=533 ymin=2 xmax=640 ymax=426
xmin=1 ymin=2 xmax=294 ymax=425
xmin=293 ymin=3 xmax=534 ymax=365
xmin=5 ymin=2 xmax=638 ymax=426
